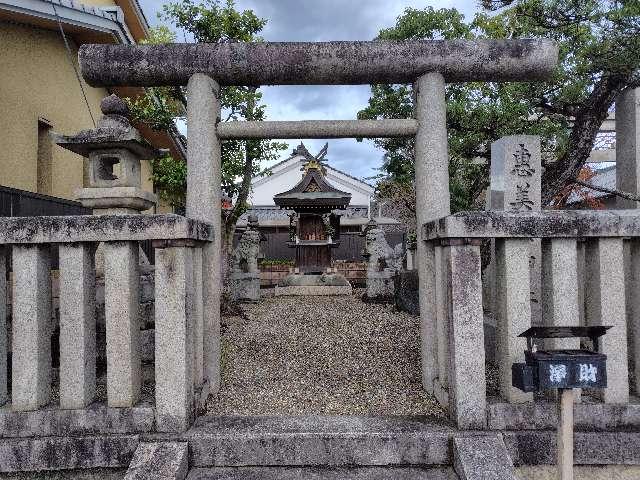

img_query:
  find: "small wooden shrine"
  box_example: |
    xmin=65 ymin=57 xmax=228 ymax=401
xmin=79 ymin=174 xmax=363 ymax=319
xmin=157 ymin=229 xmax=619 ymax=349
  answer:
xmin=273 ymin=144 xmax=351 ymax=274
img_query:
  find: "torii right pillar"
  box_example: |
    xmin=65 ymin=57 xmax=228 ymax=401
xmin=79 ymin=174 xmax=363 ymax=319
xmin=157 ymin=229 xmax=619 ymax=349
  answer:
xmin=618 ymin=88 xmax=640 ymax=399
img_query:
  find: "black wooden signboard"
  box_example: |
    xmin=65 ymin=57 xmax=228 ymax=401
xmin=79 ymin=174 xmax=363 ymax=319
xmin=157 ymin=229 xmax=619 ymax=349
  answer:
xmin=512 ymin=326 xmax=611 ymax=393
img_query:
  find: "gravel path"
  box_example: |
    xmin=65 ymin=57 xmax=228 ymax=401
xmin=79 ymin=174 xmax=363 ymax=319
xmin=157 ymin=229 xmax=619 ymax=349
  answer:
xmin=206 ymin=291 xmax=445 ymax=416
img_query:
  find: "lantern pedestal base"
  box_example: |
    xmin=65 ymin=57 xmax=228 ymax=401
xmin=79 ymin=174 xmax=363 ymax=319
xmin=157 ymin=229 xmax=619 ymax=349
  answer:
xmin=76 ymin=187 xmax=157 ymax=214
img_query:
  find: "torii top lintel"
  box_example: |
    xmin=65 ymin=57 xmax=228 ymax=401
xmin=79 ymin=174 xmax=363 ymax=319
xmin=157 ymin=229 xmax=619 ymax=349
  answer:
xmin=79 ymin=39 xmax=558 ymax=87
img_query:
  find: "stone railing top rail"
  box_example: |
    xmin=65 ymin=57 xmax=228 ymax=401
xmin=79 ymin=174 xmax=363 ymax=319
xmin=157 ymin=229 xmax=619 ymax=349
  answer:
xmin=423 ymin=210 xmax=640 ymax=240
xmin=0 ymin=214 xmax=213 ymax=245
xmin=79 ymin=39 xmax=558 ymax=87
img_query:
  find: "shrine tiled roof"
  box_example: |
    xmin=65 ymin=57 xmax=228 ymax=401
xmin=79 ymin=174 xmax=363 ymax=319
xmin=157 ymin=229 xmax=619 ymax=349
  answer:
xmin=567 ymin=164 xmax=615 ymax=204
xmin=273 ymin=164 xmax=352 ymax=209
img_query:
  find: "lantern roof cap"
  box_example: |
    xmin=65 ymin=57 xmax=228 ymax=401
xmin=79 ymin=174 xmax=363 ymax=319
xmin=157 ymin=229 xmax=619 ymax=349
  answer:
xmin=55 ymin=95 xmax=160 ymax=159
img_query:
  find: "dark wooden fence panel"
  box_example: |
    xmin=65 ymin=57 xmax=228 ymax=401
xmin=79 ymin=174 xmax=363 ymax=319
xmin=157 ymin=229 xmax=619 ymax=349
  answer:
xmin=0 ymin=186 xmax=90 ymax=217
xmin=0 ymin=186 xmax=94 ymax=270
xmin=262 ymin=231 xmax=295 ymax=260
xmin=333 ymin=233 xmax=364 ymax=261
xmin=236 ymin=229 xmax=406 ymax=263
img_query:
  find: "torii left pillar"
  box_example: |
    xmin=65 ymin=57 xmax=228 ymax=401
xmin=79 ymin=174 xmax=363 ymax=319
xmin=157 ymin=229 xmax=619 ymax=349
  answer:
xmin=186 ymin=73 xmax=223 ymax=395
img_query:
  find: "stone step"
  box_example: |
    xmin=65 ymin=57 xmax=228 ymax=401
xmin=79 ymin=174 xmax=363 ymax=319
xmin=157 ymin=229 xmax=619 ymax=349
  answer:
xmin=187 ymin=466 xmax=457 ymax=480
xmin=185 ymin=415 xmax=456 ymax=468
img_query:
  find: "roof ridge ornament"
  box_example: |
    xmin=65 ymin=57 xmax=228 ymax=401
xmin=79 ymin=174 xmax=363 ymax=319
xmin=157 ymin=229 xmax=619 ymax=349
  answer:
xmin=301 ymin=142 xmax=329 ymax=176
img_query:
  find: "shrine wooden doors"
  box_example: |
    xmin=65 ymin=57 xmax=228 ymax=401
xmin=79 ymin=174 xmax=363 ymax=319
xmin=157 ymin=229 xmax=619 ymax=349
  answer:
xmin=296 ymin=213 xmax=331 ymax=273
xmin=298 ymin=214 xmax=325 ymax=241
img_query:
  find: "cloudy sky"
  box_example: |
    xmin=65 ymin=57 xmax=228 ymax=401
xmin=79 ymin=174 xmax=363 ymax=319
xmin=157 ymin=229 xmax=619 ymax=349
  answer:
xmin=137 ymin=0 xmax=477 ymax=179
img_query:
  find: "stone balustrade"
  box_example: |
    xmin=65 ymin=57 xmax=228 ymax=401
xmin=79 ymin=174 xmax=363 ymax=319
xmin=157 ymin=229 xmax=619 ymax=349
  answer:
xmin=422 ymin=210 xmax=638 ymax=429
xmin=0 ymin=214 xmax=213 ymax=432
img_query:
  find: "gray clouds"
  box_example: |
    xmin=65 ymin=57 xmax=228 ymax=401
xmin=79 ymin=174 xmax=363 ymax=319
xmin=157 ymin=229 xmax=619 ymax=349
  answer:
xmin=137 ymin=0 xmax=478 ymax=178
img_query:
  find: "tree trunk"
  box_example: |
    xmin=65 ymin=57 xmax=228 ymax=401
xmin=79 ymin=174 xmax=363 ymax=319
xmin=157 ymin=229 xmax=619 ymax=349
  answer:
xmin=541 ymin=74 xmax=628 ymax=205
xmin=221 ymin=87 xmax=258 ymax=297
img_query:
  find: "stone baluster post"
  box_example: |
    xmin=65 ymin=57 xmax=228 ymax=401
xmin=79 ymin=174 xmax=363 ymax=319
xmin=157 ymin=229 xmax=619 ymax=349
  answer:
xmin=495 ymin=239 xmax=532 ymax=403
xmin=443 ymin=239 xmax=486 ymax=429
xmin=104 ymin=242 xmax=141 ymax=407
xmin=12 ymin=245 xmax=52 ymax=411
xmin=192 ymin=247 xmax=204 ymax=389
xmin=187 ymin=73 xmax=222 ymax=394
xmin=542 ymin=239 xmax=580 ymax=351
xmin=584 ymin=238 xmax=629 ymax=403
xmin=414 ymin=72 xmax=450 ymax=394
xmin=617 ymin=88 xmax=640 ymax=396
xmin=58 ymin=243 xmax=96 ymax=409
xmin=433 ymin=246 xmax=449 ymax=406
xmin=155 ymin=244 xmax=195 ymax=432
xmin=0 ymin=247 xmax=7 ymax=406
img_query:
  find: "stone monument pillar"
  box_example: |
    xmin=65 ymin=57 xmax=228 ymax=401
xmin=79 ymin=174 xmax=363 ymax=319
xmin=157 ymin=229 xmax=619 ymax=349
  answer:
xmin=487 ymin=136 xmax=541 ymax=402
xmin=487 ymin=135 xmax=542 ymax=318
xmin=230 ymin=215 xmax=261 ymax=302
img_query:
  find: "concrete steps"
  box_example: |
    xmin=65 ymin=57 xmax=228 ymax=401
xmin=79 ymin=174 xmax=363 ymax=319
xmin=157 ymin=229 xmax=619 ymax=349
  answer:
xmin=187 ymin=466 xmax=457 ymax=479
xmin=180 ymin=416 xmax=520 ymax=480
xmin=185 ymin=415 xmax=456 ymax=468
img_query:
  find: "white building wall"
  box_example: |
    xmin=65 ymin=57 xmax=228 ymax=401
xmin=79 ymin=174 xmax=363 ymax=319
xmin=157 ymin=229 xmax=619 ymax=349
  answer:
xmin=248 ymin=155 xmax=374 ymax=207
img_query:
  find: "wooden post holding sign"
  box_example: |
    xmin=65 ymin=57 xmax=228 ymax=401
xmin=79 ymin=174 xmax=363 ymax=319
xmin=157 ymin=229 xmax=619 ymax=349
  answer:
xmin=512 ymin=326 xmax=612 ymax=480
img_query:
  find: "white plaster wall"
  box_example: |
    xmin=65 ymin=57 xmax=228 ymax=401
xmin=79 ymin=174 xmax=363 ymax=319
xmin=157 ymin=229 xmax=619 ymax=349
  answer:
xmin=248 ymin=155 xmax=374 ymax=207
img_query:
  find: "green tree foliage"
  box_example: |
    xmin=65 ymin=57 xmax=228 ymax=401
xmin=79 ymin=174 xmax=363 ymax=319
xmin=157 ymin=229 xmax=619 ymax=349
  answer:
xmin=125 ymin=0 xmax=286 ymax=241
xmin=125 ymin=26 xmax=185 ymax=133
xmin=359 ymin=1 xmax=640 ymax=211
xmin=148 ymin=156 xmax=187 ymax=209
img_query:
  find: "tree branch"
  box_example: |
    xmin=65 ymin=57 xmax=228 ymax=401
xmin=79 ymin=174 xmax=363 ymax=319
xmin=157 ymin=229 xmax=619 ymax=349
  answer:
xmin=572 ymin=178 xmax=640 ymax=203
xmin=226 ymin=87 xmax=258 ymax=228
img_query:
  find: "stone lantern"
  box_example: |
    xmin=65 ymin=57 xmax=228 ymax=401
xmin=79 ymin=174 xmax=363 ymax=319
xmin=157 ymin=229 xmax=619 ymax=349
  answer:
xmin=55 ymin=94 xmax=159 ymax=215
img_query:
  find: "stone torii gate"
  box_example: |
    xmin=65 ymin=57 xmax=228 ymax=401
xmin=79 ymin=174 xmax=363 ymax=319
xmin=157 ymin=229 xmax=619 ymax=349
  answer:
xmin=78 ymin=39 xmax=558 ymax=428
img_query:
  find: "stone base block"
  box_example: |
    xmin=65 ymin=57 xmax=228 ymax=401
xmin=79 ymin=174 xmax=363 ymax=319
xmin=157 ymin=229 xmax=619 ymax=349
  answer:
xmin=125 ymin=442 xmax=188 ymax=480
xmin=504 ymin=430 xmax=640 ymax=466
xmin=487 ymin=401 xmax=640 ymax=431
xmin=230 ymin=272 xmax=260 ymax=302
xmin=278 ymin=273 xmax=351 ymax=287
xmin=365 ymin=270 xmax=395 ymax=302
xmin=0 ymin=435 xmax=139 ymax=472
xmin=0 ymin=404 xmax=155 ymax=438
xmin=453 ymin=435 xmax=516 ymax=480
xmin=394 ymin=270 xmax=419 ymax=315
